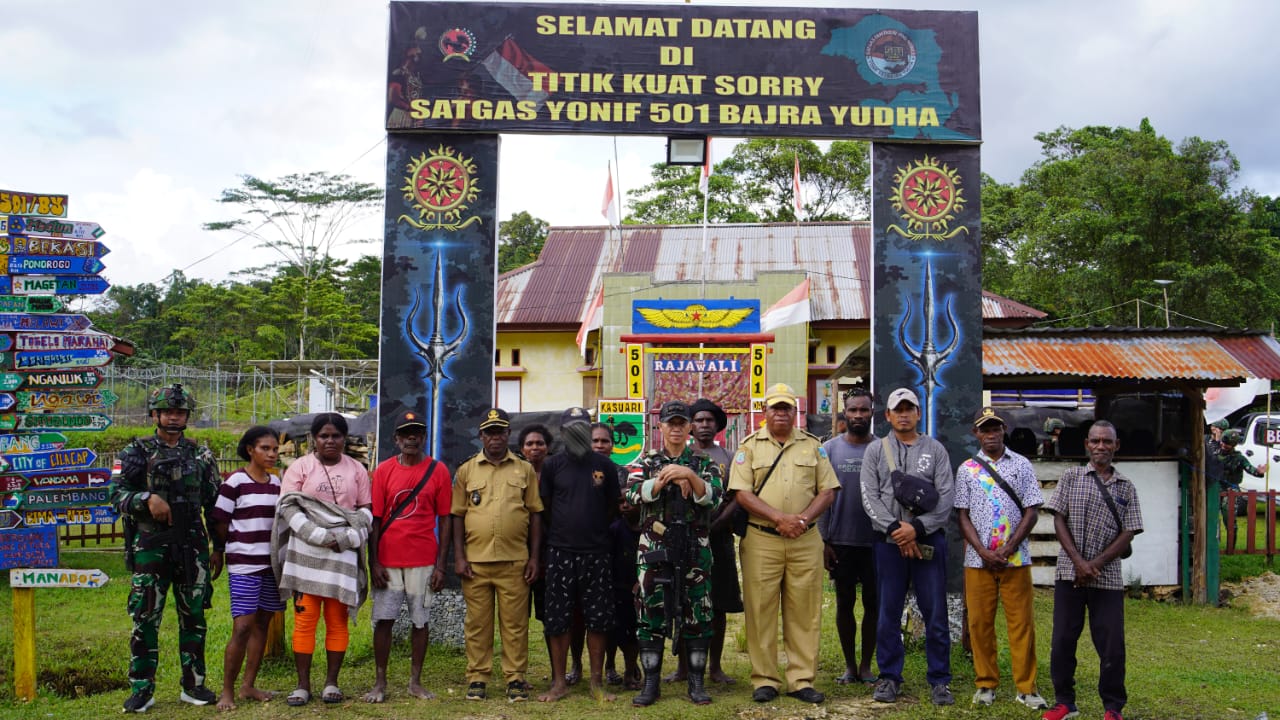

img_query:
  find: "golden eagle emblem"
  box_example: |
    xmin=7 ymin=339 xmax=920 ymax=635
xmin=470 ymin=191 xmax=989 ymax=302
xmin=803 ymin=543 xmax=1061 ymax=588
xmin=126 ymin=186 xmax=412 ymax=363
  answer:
xmin=637 ymin=304 xmax=754 ymax=329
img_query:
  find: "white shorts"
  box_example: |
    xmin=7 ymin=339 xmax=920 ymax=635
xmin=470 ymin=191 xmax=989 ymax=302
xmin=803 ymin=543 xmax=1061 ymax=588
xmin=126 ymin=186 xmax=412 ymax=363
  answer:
xmin=371 ymin=565 xmax=435 ymax=628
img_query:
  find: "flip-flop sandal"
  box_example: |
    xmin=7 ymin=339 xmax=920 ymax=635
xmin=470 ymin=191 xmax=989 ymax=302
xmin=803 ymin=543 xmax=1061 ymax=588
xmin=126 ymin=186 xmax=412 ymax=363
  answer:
xmin=322 ymin=685 xmax=344 ymax=704
xmin=286 ymin=689 xmax=310 ymax=707
xmin=860 ymin=674 xmax=878 ymax=686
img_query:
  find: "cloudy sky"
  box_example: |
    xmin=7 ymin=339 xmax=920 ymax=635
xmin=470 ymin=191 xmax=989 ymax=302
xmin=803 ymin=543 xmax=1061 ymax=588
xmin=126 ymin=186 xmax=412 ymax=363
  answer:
xmin=4 ymin=0 xmax=1279 ymax=294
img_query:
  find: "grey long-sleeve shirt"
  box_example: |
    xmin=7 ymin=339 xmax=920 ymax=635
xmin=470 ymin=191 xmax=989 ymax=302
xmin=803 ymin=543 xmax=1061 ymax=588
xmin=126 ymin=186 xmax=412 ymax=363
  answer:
xmin=859 ymin=433 xmax=954 ymax=537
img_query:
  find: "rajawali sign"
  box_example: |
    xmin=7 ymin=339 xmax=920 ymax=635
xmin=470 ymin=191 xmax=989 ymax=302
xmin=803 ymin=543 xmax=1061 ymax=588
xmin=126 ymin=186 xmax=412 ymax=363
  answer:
xmin=388 ymin=3 xmax=979 ymax=140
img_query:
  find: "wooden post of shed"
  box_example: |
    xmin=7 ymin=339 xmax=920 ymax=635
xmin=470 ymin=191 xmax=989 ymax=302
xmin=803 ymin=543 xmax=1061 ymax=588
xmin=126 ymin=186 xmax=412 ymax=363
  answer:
xmin=1185 ymin=384 xmax=1209 ymax=604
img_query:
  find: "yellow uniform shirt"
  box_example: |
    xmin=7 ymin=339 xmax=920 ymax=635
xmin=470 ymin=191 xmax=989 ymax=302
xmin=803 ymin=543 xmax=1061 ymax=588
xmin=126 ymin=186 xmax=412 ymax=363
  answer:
xmin=452 ymin=450 xmax=542 ymax=563
xmin=728 ymin=427 xmax=840 ymax=527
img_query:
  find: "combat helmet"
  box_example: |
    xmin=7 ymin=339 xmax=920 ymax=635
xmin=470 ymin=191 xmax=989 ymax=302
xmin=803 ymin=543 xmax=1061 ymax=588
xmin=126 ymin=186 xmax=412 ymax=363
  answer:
xmin=148 ymin=383 xmax=196 ymax=412
xmin=1043 ymin=418 xmax=1065 ymax=434
xmin=1221 ymin=429 xmax=1243 ymax=446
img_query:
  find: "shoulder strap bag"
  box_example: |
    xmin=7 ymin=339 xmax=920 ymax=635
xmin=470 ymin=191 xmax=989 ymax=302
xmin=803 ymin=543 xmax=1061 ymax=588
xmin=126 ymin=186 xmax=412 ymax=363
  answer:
xmin=377 ymin=459 xmax=439 ymax=550
xmin=882 ymin=437 xmax=940 ymax=515
xmin=971 ymin=456 xmax=1025 ymax=514
xmin=731 ymin=442 xmax=790 ymax=537
xmin=1086 ymin=469 xmax=1133 ymax=560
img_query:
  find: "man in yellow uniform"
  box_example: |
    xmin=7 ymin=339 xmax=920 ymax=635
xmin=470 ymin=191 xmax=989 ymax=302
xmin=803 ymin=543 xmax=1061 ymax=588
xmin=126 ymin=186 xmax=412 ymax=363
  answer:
xmin=729 ymin=383 xmax=839 ymax=705
xmin=451 ymin=408 xmax=543 ymax=702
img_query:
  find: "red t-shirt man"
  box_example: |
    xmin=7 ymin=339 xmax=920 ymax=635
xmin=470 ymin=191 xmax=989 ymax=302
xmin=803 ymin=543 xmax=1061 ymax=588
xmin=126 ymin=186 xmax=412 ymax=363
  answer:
xmin=372 ymin=454 xmax=453 ymax=567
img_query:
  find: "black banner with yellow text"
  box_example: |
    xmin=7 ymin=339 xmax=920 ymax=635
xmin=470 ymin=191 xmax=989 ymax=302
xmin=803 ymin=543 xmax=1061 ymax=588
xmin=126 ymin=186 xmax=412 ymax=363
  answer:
xmin=388 ymin=2 xmax=979 ymax=141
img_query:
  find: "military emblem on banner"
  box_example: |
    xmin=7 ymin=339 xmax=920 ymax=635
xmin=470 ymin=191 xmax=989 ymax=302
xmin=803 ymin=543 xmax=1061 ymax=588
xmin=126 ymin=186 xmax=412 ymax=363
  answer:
xmin=399 ymin=145 xmax=482 ymax=231
xmin=887 ymin=154 xmax=968 ymax=241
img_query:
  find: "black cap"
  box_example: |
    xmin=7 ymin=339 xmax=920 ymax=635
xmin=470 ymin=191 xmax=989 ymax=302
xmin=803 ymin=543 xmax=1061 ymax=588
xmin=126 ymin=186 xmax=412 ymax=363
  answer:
xmin=560 ymin=406 xmax=591 ymax=427
xmin=971 ymin=406 xmax=1007 ymax=429
xmin=479 ymin=407 xmax=510 ymax=430
xmin=395 ymin=409 xmax=427 ymax=432
xmin=659 ymin=401 xmax=691 ymax=422
xmin=689 ymin=398 xmax=727 ymax=432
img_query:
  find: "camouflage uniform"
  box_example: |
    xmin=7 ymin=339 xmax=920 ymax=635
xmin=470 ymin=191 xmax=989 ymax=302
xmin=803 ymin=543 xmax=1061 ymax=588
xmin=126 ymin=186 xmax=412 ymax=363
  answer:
xmin=110 ymin=433 xmax=221 ymax=696
xmin=1219 ymin=439 xmax=1264 ymax=526
xmin=625 ymin=447 xmax=722 ymax=642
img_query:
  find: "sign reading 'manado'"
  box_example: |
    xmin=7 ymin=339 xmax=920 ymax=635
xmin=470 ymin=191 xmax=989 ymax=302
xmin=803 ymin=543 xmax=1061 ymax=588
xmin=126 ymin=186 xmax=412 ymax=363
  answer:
xmin=9 ymin=567 xmax=108 ymax=588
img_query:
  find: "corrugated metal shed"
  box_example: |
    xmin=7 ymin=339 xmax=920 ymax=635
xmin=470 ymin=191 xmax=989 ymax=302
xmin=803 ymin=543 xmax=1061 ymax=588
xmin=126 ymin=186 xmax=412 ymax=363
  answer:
xmin=497 ymin=222 xmax=1036 ymax=326
xmin=984 ymin=327 xmax=1280 ymax=384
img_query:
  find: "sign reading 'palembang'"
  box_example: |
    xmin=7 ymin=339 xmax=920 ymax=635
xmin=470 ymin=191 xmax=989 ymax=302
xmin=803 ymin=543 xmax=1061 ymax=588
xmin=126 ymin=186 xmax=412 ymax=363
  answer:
xmin=388 ymin=2 xmax=979 ymax=141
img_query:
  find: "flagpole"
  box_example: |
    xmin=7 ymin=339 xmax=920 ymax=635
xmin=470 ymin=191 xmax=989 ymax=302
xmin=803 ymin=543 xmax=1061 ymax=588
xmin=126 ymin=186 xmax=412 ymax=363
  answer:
xmin=698 ymin=141 xmax=712 ymax=397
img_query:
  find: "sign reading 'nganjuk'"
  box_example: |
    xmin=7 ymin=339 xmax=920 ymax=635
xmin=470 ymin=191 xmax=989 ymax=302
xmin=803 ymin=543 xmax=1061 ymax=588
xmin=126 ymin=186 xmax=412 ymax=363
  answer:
xmin=0 ymin=369 xmax=102 ymax=390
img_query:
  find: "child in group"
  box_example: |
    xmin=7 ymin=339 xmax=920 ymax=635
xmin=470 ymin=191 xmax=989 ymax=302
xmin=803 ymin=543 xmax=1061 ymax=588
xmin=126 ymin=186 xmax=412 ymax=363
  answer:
xmin=211 ymin=426 xmax=285 ymax=711
xmin=607 ymin=478 xmax=642 ymax=691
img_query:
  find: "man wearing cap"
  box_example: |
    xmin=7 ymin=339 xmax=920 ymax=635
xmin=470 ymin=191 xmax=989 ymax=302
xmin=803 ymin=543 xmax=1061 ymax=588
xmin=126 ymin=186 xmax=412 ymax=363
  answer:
xmin=860 ymin=387 xmax=955 ymax=706
xmin=729 ymin=383 xmax=839 ymax=705
xmin=955 ymin=407 xmax=1047 ymax=710
xmin=692 ymin=398 xmax=743 ymax=685
xmin=365 ymin=409 xmax=453 ymax=703
xmin=1218 ymin=429 xmax=1267 ymax=531
xmin=819 ymin=388 xmax=879 ymax=686
xmin=538 ymin=406 xmax=623 ymax=702
xmin=626 ymin=400 xmax=722 ymax=706
xmin=452 ymin=408 xmax=543 ymax=702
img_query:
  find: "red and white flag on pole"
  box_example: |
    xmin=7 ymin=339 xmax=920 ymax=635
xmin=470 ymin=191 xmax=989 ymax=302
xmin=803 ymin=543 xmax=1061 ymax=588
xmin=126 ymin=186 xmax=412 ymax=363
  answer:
xmin=576 ymin=287 xmax=604 ymax=357
xmin=602 ymin=164 xmax=619 ymax=226
xmin=481 ymin=37 xmax=551 ymax=105
xmin=699 ymin=139 xmax=712 ymax=194
xmin=792 ymin=152 xmax=803 ymax=217
xmin=761 ymin=277 xmax=811 ymax=331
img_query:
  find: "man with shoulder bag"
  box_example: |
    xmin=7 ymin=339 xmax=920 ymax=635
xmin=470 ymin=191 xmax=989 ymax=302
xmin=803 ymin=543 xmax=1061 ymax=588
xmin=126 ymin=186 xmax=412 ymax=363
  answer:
xmin=859 ymin=387 xmax=955 ymax=707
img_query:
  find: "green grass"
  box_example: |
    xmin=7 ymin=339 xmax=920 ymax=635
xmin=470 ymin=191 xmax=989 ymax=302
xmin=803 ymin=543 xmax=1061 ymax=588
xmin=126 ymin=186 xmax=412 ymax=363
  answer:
xmin=1219 ymin=514 xmax=1277 ymax=583
xmin=1 ymin=551 xmax=1278 ymax=719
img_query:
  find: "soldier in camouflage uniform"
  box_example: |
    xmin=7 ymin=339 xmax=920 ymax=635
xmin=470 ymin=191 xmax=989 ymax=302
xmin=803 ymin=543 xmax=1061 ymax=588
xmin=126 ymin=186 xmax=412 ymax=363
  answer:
xmin=625 ymin=401 xmax=722 ymax=707
xmin=1219 ymin=429 xmax=1268 ymax=530
xmin=110 ymin=384 xmax=224 ymax=712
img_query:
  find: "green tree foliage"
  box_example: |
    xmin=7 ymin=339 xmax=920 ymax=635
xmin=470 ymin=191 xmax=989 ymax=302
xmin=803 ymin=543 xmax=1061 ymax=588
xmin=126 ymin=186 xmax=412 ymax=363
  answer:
xmin=626 ymin=138 xmax=870 ymax=224
xmin=203 ymin=172 xmax=382 ymax=359
xmin=497 ymin=211 xmax=549 ymax=273
xmin=981 ymin=119 xmax=1280 ymax=327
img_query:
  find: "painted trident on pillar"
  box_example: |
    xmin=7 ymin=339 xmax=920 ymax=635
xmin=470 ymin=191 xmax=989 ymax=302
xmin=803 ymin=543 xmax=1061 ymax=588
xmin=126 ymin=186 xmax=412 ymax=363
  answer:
xmin=406 ymin=253 xmax=468 ymax=457
xmin=897 ymin=259 xmax=958 ymax=436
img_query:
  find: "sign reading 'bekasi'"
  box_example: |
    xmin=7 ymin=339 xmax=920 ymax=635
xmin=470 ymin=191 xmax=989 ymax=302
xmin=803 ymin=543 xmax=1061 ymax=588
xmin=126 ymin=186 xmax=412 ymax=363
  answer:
xmin=0 ymin=236 xmax=109 ymax=257
xmin=388 ymin=3 xmax=979 ymax=141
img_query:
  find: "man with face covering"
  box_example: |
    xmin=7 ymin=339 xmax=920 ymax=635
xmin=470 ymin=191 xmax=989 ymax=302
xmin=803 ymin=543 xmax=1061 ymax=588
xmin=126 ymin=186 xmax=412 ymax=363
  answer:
xmin=537 ymin=407 xmax=623 ymax=702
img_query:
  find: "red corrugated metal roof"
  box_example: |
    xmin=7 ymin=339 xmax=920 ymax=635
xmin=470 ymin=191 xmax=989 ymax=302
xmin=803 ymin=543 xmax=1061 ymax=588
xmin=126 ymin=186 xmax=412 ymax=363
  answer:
xmin=983 ymin=328 xmax=1280 ymax=381
xmin=497 ymin=222 xmax=1036 ymax=326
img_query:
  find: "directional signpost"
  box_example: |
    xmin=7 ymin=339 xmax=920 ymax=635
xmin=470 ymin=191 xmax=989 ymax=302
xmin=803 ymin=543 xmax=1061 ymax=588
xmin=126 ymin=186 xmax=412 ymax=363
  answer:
xmin=1 ymin=192 xmax=121 ymax=701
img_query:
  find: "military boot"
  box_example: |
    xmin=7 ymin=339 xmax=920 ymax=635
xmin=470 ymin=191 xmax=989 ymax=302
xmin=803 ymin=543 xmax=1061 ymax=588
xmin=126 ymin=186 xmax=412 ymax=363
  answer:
xmin=685 ymin=638 xmax=712 ymax=705
xmin=632 ymin=639 xmax=665 ymax=707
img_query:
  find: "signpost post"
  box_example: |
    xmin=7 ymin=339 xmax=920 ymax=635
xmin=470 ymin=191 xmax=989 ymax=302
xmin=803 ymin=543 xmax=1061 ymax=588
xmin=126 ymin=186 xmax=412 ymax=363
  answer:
xmin=10 ymin=566 xmax=110 ymax=700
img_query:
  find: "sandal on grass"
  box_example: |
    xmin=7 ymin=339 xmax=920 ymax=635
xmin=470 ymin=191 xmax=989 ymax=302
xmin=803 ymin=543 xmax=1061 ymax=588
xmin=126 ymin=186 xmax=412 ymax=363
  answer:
xmin=322 ymin=685 xmax=344 ymax=704
xmin=286 ymin=689 xmax=310 ymax=706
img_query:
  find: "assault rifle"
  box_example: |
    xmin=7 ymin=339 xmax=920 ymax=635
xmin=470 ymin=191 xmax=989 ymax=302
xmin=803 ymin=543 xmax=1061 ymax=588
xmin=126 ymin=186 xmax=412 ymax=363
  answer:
xmin=654 ymin=481 xmax=691 ymax=656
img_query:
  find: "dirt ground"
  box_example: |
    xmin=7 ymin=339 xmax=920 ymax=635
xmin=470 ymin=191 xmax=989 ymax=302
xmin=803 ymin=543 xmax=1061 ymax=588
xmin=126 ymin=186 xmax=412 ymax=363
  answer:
xmin=1223 ymin=571 xmax=1280 ymax=619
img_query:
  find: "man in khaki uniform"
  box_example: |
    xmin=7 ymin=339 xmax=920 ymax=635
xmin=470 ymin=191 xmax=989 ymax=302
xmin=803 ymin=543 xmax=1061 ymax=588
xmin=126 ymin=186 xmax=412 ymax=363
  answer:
xmin=452 ymin=408 xmax=543 ymax=702
xmin=729 ymin=383 xmax=839 ymax=705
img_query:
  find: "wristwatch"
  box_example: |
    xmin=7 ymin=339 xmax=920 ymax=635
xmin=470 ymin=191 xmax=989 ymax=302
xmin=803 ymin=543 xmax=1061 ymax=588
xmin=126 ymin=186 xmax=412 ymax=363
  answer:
xmin=137 ymin=491 xmax=152 ymax=509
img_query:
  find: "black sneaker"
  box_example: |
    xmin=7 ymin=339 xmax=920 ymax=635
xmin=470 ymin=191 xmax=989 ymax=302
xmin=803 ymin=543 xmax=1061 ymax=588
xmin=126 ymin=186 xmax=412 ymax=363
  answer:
xmin=466 ymin=682 xmax=486 ymax=701
xmin=752 ymin=685 xmax=779 ymax=702
xmin=179 ymin=685 xmax=217 ymax=706
xmin=786 ymin=687 xmax=826 ymax=704
xmin=122 ymin=688 xmax=155 ymax=713
xmin=872 ymin=677 xmax=901 ymax=703
xmin=506 ymin=680 xmax=528 ymax=702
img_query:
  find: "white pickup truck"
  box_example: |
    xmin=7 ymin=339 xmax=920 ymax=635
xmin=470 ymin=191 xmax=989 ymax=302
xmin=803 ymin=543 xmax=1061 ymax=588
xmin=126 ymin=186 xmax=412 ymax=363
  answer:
xmin=1234 ymin=413 xmax=1280 ymax=495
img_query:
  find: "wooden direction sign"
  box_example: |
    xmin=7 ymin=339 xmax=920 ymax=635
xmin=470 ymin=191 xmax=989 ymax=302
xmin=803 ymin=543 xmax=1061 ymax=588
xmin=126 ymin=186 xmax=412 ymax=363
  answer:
xmin=15 ymin=389 xmax=118 ymax=411
xmin=13 ymin=349 xmax=113 ymax=370
xmin=0 ymin=469 xmax=107 ymax=493
xmin=6 ymin=256 xmax=106 ymax=275
xmin=22 ymin=505 xmax=115 ymax=527
xmin=0 ymin=296 xmax=61 ymax=314
xmin=0 ymin=433 xmax=68 ymax=453
xmin=0 ymin=236 xmax=109 ymax=258
xmin=0 ymin=509 xmax=23 ymax=529
xmin=14 ymin=332 xmax=113 ymax=352
xmin=0 ymin=369 xmax=102 ymax=391
xmin=2 ymin=448 xmax=96 ymax=473
xmin=0 ymin=190 xmax=67 ymax=218
xmin=0 ymin=313 xmax=91 ymax=332
xmin=7 ymin=275 xmax=109 ymax=295
xmin=20 ymin=486 xmax=111 ymax=510
xmin=10 ymin=567 xmax=109 ymax=588
xmin=0 ymin=526 xmax=57 ymax=568
xmin=0 ymin=215 xmax=102 ymax=239
xmin=12 ymin=413 xmax=112 ymax=431
xmin=0 ymin=394 xmax=12 ymax=412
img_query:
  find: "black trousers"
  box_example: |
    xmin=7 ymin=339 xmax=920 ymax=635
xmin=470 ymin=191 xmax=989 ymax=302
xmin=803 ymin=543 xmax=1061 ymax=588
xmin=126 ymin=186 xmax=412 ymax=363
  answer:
xmin=1049 ymin=581 xmax=1126 ymax=712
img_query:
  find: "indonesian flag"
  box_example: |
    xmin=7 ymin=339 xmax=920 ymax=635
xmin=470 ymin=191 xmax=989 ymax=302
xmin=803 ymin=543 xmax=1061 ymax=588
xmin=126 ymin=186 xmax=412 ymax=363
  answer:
xmin=576 ymin=287 xmax=604 ymax=357
xmin=792 ymin=152 xmax=803 ymax=217
xmin=602 ymin=165 xmax=619 ymax=226
xmin=699 ymin=139 xmax=712 ymax=194
xmin=481 ymin=37 xmax=551 ymax=106
xmin=761 ymin=277 xmax=811 ymax=331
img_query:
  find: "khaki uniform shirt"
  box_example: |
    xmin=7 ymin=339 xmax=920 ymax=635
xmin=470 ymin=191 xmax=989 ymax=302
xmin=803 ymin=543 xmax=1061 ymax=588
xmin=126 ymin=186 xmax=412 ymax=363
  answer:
xmin=452 ymin=450 xmax=542 ymax=563
xmin=728 ymin=427 xmax=840 ymax=528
